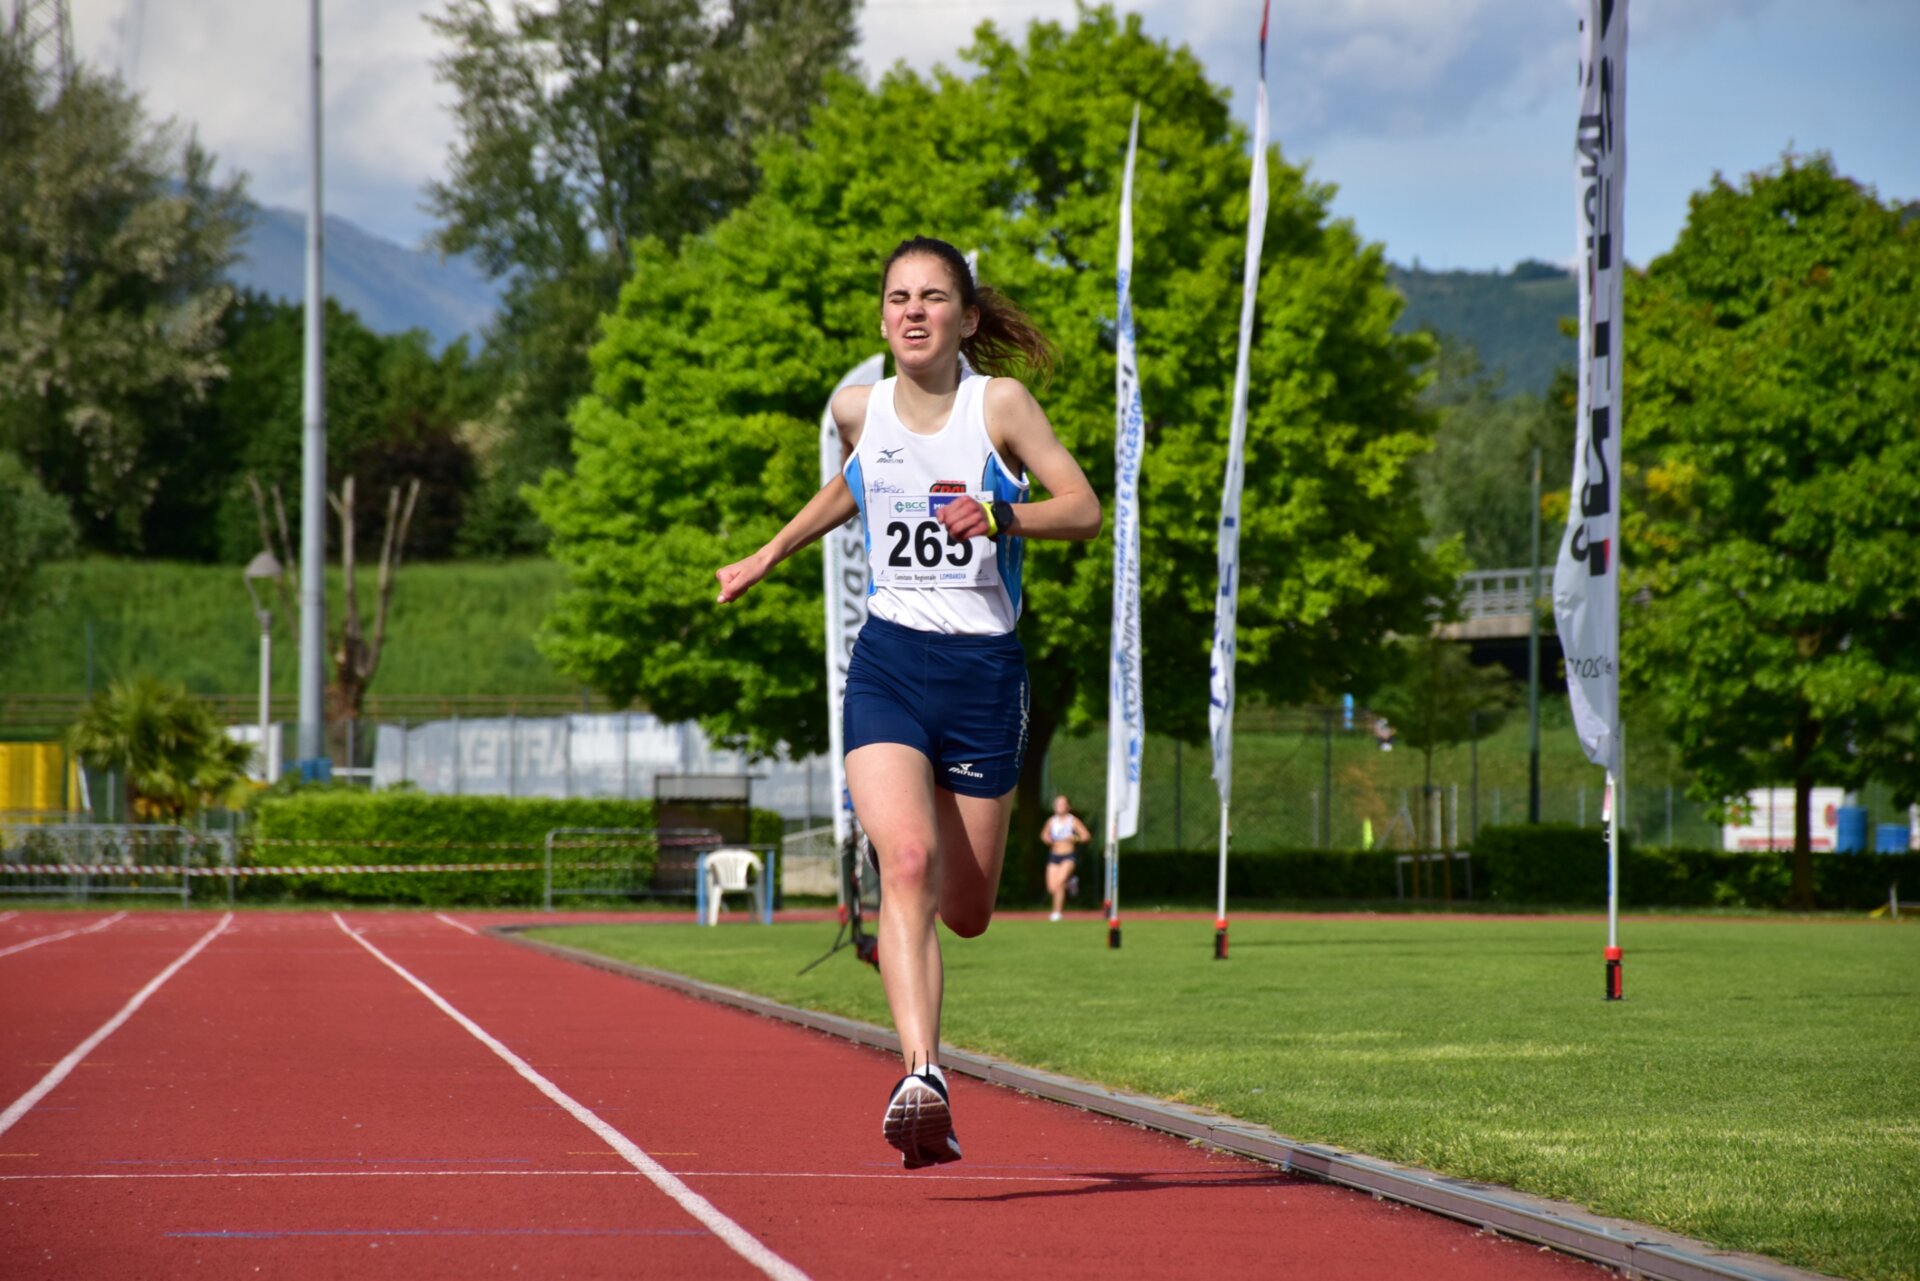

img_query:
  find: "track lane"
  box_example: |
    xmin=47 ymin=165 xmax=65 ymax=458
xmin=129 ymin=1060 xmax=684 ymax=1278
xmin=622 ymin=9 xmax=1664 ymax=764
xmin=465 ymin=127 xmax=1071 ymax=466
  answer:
xmin=0 ymin=914 xmax=213 ymax=1104
xmin=0 ymin=914 xmax=230 ymax=1143
xmin=0 ymin=910 xmax=126 ymax=959
xmin=367 ymin=913 xmax=1606 ymax=1281
xmin=0 ymin=912 xmax=790 ymax=1280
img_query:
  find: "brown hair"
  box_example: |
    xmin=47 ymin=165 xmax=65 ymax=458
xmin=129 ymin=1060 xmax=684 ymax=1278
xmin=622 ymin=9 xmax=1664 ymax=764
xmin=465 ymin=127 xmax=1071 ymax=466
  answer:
xmin=882 ymin=236 xmax=1057 ymax=384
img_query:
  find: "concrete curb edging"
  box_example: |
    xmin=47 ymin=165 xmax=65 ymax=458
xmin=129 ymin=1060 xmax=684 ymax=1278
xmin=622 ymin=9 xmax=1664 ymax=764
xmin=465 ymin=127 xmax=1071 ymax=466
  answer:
xmin=495 ymin=926 xmax=1836 ymax=1281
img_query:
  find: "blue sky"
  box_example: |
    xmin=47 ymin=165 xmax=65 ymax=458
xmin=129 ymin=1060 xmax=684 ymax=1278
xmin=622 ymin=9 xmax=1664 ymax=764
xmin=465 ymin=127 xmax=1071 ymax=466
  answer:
xmin=76 ymin=0 xmax=1918 ymax=272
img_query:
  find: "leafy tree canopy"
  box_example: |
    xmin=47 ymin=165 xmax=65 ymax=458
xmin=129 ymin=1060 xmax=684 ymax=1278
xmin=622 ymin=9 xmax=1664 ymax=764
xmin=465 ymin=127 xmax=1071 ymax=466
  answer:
xmin=1415 ymin=337 xmax=1574 ymax=569
xmin=1624 ymin=153 xmax=1920 ymax=901
xmin=1375 ymin=636 xmax=1518 ymax=762
xmin=133 ymin=292 xmax=489 ymax=565
xmin=0 ymin=449 xmax=77 ymax=648
xmin=0 ymin=39 xmax=247 ymax=549
xmin=427 ymin=0 xmax=860 ymax=552
xmin=533 ymin=8 xmax=1456 ymax=838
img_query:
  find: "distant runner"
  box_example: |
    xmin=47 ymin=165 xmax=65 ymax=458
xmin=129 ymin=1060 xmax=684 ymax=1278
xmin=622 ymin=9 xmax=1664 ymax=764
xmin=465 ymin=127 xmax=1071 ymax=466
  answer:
xmin=1041 ymin=794 xmax=1091 ymax=921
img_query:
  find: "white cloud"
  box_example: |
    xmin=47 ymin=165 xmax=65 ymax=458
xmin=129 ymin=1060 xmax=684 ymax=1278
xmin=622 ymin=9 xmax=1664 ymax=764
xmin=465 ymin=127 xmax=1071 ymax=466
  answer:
xmin=64 ymin=0 xmax=1871 ymax=267
xmin=74 ymin=0 xmax=452 ymax=243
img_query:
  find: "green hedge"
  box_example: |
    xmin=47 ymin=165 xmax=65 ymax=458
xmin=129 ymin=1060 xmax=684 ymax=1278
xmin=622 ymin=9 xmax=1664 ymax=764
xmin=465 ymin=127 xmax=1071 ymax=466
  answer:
xmin=1470 ymin=823 xmax=1920 ymax=910
xmin=250 ymin=792 xmax=677 ymax=905
xmin=1085 ymin=829 xmax=1920 ymax=912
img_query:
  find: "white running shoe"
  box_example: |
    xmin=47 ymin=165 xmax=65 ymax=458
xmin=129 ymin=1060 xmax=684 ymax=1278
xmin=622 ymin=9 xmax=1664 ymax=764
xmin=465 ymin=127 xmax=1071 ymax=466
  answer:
xmin=882 ymin=1068 xmax=962 ymax=1169
xmin=1049 ymin=911 xmax=1062 ymax=921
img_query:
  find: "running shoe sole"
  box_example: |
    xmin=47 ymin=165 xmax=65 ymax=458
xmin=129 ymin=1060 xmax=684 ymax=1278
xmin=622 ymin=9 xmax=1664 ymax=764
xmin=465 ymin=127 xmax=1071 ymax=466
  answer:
xmin=883 ymin=1074 xmax=962 ymax=1168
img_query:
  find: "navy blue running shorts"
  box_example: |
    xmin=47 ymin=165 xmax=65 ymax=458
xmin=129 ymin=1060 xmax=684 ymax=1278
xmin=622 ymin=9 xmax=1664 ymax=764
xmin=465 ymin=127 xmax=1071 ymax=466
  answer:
xmin=843 ymin=612 xmax=1030 ymax=798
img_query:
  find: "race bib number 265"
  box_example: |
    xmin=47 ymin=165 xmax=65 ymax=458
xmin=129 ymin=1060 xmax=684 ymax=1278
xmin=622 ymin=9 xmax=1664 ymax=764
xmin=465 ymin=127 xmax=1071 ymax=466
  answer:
xmin=870 ymin=493 xmax=999 ymax=588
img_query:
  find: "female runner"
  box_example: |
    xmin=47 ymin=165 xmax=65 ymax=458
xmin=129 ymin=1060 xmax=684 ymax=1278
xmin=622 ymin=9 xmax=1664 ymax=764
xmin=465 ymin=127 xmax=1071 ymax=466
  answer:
xmin=1041 ymin=794 xmax=1092 ymax=921
xmin=715 ymin=236 xmax=1099 ymax=1168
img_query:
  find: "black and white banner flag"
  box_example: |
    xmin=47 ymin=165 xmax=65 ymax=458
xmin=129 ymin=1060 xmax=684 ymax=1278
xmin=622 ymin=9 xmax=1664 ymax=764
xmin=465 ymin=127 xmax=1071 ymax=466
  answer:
xmin=1553 ymin=0 xmax=1627 ymax=774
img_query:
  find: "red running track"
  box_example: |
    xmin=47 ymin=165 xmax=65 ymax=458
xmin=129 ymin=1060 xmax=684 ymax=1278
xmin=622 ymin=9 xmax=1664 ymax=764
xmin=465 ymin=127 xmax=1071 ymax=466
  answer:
xmin=0 ymin=911 xmax=1606 ymax=1280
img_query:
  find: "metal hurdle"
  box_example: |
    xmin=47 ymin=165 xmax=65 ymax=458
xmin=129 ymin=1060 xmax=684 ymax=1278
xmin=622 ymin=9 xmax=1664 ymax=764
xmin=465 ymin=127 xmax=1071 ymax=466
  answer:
xmin=1393 ymin=851 xmax=1473 ymax=900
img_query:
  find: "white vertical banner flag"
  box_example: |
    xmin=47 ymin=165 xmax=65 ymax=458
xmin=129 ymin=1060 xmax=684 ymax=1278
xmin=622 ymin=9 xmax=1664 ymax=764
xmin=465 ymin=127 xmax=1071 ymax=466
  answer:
xmin=821 ymin=353 xmax=886 ymax=847
xmin=1106 ymin=104 xmax=1146 ymax=851
xmin=1208 ymin=1 xmax=1271 ymax=818
xmin=1553 ymin=0 xmax=1627 ymax=777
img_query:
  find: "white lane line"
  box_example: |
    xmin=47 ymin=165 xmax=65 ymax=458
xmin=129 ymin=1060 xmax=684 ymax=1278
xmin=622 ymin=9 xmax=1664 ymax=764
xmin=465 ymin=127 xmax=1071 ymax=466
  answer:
xmin=0 ymin=913 xmax=231 ymax=1138
xmin=331 ymin=912 xmax=811 ymax=1281
xmin=0 ymin=1168 xmax=1185 ymax=1185
xmin=0 ymin=911 xmax=128 ymax=960
xmin=0 ymin=910 xmax=18 ymax=924
xmin=434 ymin=913 xmax=479 ymax=936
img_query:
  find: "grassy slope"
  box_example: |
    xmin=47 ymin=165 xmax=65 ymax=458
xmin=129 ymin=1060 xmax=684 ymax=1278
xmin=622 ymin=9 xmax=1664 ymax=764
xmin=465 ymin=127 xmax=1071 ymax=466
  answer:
xmin=2 ymin=558 xmax=573 ymax=698
xmin=1390 ymin=263 xmax=1577 ymax=397
xmin=533 ymin=915 xmax=1920 ymax=1281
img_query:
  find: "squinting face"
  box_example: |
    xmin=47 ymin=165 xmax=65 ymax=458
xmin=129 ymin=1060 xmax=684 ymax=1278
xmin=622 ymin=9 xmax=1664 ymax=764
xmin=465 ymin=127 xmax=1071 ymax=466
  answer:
xmin=881 ymin=254 xmax=977 ymax=373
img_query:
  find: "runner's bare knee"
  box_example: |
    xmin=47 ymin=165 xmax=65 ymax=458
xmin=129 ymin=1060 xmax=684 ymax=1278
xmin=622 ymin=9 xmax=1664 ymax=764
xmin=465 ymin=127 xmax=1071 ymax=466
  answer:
xmin=881 ymin=839 xmax=936 ymax=897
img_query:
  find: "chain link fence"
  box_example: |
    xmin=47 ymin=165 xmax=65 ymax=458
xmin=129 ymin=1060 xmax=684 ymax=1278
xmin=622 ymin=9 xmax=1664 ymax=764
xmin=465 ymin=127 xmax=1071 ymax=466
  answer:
xmin=1042 ymin=711 xmax=1757 ymax=852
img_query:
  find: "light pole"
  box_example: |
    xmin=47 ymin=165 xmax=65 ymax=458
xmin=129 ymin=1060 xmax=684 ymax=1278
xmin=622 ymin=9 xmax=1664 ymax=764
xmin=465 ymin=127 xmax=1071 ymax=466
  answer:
xmin=243 ymin=552 xmax=283 ymax=782
xmin=297 ymin=0 xmax=329 ymax=777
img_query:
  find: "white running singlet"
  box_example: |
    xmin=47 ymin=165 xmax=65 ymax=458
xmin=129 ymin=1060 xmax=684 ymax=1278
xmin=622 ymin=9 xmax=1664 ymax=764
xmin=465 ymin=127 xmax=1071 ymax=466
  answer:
xmin=843 ymin=374 xmax=1028 ymax=635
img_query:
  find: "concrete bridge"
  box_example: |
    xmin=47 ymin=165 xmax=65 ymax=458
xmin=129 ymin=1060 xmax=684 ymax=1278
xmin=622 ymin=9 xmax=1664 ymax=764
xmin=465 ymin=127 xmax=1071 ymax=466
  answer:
xmin=1440 ymin=568 xmax=1566 ymax=688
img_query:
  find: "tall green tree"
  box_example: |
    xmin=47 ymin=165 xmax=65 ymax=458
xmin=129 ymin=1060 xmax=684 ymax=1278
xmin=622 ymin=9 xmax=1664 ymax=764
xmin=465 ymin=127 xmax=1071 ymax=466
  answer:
xmin=1415 ymin=338 xmax=1575 ymax=569
xmin=426 ymin=0 xmax=859 ymax=552
xmin=0 ymin=449 xmax=76 ymax=649
xmin=0 ymin=39 xmax=248 ymax=549
xmin=532 ymin=9 xmax=1455 ymax=890
xmin=1624 ymin=154 xmax=1920 ymax=907
xmin=180 ymin=293 xmax=485 ymax=565
xmin=1372 ymin=635 xmax=1516 ymax=897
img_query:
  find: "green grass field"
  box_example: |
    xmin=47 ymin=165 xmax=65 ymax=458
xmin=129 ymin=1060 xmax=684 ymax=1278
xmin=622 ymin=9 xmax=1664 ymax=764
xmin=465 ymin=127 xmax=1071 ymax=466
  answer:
xmin=532 ymin=914 xmax=1920 ymax=1281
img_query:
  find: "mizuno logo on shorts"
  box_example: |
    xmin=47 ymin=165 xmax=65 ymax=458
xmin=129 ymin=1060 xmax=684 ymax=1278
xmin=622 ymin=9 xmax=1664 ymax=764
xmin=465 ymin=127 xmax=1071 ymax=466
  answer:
xmin=948 ymin=762 xmax=985 ymax=779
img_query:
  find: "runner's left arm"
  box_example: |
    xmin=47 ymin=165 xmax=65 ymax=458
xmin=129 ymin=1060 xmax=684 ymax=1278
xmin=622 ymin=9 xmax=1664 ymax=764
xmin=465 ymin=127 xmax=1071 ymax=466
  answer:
xmin=715 ymin=476 xmax=859 ymax=604
xmin=936 ymin=379 xmax=1100 ymax=542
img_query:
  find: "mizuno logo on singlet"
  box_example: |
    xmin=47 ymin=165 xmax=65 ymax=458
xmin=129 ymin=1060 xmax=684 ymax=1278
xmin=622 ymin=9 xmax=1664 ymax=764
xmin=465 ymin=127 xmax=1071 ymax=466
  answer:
xmin=948 ymin=762 xmax=985 ymax=779
xmin=878 ymin=448 xmax=905 ymax=463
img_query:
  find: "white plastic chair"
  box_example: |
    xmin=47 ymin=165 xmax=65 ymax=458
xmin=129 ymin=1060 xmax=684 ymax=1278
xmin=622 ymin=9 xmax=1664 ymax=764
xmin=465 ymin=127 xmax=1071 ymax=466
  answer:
xmin=700 ymin=848 xmax=763 ymax=925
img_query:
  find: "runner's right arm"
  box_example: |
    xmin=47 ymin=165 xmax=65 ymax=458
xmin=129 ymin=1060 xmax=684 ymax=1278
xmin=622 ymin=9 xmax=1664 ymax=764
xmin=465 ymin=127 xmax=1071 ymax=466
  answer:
xmin=716 ymin=383 xmax=873 ymax=604
xmin=715 ymin=475 xmax=859 ymax=604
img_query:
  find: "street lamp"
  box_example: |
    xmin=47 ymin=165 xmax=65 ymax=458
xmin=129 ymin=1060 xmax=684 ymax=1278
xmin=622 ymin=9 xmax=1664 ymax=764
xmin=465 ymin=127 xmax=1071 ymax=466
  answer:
xmin=243 ymin=552 xmax=283 ymax=782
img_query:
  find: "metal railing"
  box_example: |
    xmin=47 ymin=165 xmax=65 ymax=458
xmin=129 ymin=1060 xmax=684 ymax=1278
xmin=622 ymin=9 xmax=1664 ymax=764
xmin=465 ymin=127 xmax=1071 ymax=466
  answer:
xmin=542 ymin=826 xmax=727 ymax=911
xmin=1456 ymin=568 xmax=1538 ymax=620
xmin=0 ymin=692 xmax=622 ymax=736
xmin=0 ymin=822 xmax=233 ymax=904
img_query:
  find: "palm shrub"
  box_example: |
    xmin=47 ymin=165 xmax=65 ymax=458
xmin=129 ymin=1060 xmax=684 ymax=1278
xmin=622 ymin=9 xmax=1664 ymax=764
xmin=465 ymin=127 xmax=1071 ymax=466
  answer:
xmin=66 ymin=675 xmax=255 ymax=821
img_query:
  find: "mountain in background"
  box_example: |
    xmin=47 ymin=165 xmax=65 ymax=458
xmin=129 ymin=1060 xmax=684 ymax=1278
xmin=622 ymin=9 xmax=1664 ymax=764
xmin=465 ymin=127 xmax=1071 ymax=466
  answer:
xmin=1390 ymin=260 xmax=1577 ymax=397
xmin=230 ymin=204 xmax=1575 ymax=392
xmin=228 ymin=204 xmax=502 ymax=350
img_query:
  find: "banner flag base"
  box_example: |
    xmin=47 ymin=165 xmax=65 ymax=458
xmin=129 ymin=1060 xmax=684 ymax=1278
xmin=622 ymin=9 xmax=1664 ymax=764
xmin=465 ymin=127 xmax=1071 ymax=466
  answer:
xmin=1214 ymin=921 xmax=1229 ymax=961
xmin=1108 ymin=919 xmax=1122 ymax=950
xmin=1605 ymin=945 xmax=1624 ymax=1001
